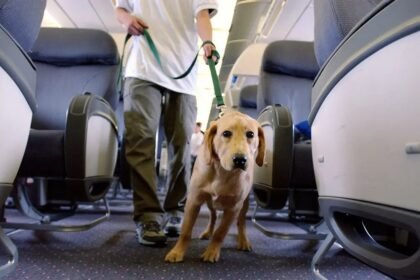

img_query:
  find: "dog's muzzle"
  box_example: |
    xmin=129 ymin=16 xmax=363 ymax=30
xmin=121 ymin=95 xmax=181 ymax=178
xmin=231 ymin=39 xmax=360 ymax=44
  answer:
xmin=232 ymin=154 xmax=247 ymax=170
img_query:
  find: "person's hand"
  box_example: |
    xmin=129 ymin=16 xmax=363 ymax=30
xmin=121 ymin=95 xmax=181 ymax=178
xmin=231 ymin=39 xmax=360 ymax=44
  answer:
xmin=202 ymin=42 xmax=219 ymax=65
xmin=124 ymin=14 xmax=148 ymax=36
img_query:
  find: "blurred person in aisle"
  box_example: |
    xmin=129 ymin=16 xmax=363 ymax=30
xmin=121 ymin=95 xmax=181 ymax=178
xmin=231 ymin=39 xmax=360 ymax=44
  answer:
xmin=190 ymin=122 xmax=204 ymax=173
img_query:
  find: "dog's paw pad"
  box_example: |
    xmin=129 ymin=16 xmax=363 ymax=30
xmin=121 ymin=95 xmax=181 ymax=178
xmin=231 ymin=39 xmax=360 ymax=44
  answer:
xmin=164 ymin=250 xmax=184 ymax=263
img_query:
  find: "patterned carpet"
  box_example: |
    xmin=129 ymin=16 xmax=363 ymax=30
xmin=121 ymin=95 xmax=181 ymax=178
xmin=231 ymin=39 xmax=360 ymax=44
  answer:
xmin=0 ymin=199 xmax=392 ymax=280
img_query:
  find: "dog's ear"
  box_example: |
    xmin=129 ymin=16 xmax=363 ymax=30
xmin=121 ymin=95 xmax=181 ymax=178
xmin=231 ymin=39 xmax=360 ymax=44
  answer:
xmin=204 ymin=121 xmax=218 ymax=164
xmin=256 ymin=126 xmax=266 ymax=166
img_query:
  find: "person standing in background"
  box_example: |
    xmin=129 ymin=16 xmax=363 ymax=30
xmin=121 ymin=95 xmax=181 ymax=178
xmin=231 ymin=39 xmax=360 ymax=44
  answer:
xmin=114 ymin=0 xmax=218 ymax=247
xmin=190 ymin=122 xmax=204 ymax=173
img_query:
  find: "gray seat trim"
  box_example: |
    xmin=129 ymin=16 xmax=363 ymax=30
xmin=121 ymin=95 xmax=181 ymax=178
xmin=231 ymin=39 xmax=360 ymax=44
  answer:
xmin=309 ymin=0 xmax=420 ymax=124
xmin=0 ymin=25 xmax=37 ymax=111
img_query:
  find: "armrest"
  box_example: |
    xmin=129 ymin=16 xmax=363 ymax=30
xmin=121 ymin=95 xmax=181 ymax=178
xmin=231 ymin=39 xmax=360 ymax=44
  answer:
xmin=65 ymin=93 xmax=118 ymax=179
xmin=253 ymin=105 xmax=293 ymax=209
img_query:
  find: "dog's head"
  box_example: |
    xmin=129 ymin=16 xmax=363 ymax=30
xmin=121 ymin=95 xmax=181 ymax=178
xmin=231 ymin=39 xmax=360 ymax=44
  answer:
xmin=204 ymin=111 xmax=265 ymax=171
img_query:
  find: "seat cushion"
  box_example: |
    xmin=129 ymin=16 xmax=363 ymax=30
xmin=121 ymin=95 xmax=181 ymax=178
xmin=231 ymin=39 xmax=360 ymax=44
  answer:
xmin=18 ymin=129 xmax=65 ymax=177
xmin=258 ymin=74 xmax=313 ymax=123
xmin=257 ymin=41 xmax=319 ymax=122
xmin=31 ymin=63 xmax=118 ymax=130
xmin=239 ymin=85 xmax=258 ymax=109
xmin=262 ymin=40 xmax=319 ymax=79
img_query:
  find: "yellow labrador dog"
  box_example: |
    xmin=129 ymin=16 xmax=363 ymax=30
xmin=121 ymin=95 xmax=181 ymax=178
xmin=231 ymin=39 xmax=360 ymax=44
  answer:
xmin=165 ymin=110 xmax=265 ymax=263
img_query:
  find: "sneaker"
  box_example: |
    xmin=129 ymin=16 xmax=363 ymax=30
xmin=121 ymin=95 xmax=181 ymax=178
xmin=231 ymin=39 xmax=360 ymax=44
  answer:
xmin=136 ymin=221 xmax=167 ymax=246
xmin=164 ymin=216 xmax=183 ymax=237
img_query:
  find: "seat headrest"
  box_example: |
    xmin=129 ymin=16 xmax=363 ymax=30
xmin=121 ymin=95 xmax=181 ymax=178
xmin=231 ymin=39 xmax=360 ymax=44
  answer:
xmin=29 ymin=28 xmax=120 ymax=66
xmin=0 ymin=0 xmax=46 ymax=52
xmin=262 ymin=40 xmax=319 ymax=80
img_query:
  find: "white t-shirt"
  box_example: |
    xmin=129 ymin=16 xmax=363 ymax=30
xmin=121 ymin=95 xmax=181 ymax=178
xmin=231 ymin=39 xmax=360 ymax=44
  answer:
xmin=116 ymin=0 xmax=218 ymax=95
xmin=190 ymin=131 xmax=204 ymax=156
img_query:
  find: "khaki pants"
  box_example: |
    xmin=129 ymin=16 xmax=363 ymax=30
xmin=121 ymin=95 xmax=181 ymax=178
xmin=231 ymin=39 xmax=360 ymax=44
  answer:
xmin=123 ymin=78 xmax=197 ymax=224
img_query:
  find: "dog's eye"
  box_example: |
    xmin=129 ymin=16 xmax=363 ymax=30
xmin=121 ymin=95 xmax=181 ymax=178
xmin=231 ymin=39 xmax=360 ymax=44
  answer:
xmin=222 ymin=130 xmax=232 ymax=138
xmin=246 ymin=131 xmax=254 ymax=138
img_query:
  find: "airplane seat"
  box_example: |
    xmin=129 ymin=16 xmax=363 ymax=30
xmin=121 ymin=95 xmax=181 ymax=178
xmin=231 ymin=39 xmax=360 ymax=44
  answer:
xmin=236 ymin=84 xmax=258 ymax=119
xmin=7 ymin=27 xmax=120 ymax=231
xmin=256 ymin=40 xmax=319 ymax=122
xmin=253 ymin=40 xmax=321 ymax=223
xmin=310 ymin=0 xmax=420 ymax=279
xmin=28 ymin=28 xmax=119 ymax=129
xmin=0 ymin=0 xmax=46 ymax=276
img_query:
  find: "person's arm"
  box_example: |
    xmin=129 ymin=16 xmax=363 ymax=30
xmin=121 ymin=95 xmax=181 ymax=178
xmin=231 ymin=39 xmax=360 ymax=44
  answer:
xmin=196 ymin=9 xmax=217 ymax=62
xmin=115 ymin=7 xmax=148 ymax=36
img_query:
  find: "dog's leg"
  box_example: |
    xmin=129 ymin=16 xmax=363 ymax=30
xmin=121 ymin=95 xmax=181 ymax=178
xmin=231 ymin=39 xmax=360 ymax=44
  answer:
xmin=237 ymin=196 xmax=252 ymax=251
xmin=165 ymin=199 xmax=201 ymax=263
xmin=201 ymin=208 xmax=238 ymax=263
xmin=199 ymin=199 xmax=216 ymax=240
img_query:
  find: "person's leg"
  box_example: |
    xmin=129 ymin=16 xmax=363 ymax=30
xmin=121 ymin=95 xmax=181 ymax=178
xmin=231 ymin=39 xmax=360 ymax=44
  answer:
xmin=123 ymin=78 xmax=166 ymax=245
xmin=162 ymin=90 xmax=197 ymax=235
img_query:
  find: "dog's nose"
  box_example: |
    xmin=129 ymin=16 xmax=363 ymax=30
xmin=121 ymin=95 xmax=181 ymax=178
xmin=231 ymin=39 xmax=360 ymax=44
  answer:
xmin=232 ymin=154 xmax=247 ymax=170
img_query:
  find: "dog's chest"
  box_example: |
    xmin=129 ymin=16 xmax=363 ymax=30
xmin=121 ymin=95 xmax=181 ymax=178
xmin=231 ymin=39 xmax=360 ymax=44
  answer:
xmin=211 ymin=194 xmax=239 ymax=210
xmin=209 ymin=180 xmax=248 ymax=210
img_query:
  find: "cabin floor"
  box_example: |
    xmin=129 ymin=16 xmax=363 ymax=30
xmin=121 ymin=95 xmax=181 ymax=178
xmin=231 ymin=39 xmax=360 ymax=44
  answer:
xmin=1 ymin=184 xmax=391 ymax=280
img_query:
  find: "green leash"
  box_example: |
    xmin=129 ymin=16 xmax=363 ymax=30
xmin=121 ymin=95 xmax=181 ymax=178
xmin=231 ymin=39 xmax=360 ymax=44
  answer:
xmin=117 ymin=30 xmax=225 ymax=109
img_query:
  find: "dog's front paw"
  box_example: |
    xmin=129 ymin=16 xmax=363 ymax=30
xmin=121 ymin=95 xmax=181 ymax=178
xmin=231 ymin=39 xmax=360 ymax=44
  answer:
xmin=165 ymin=249 xmax=185 ymax=263
xmin=237 ymin=235 xmax=252 ymax=251
xmin=201 ymin=246 xmax=220 ymax=263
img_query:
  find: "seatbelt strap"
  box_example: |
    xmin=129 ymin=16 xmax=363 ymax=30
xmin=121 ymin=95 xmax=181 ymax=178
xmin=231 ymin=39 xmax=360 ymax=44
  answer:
xmin=117 ymin=31 xmax=225 ymax=110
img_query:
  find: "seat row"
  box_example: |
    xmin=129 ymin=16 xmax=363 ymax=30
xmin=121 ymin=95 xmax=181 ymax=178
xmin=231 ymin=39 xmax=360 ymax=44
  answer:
xmin=227 ymin=0 xmax=420 ymax=279
xmin=0 ymin=0 xmax=123 ymax=276
xmin=2 ymin=0 xmax=420 ymax=279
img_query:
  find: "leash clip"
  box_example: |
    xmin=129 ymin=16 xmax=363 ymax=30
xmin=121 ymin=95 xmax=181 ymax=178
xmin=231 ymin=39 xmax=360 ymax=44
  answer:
xmin=216 ymin=104 xmax=227 ymax=118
